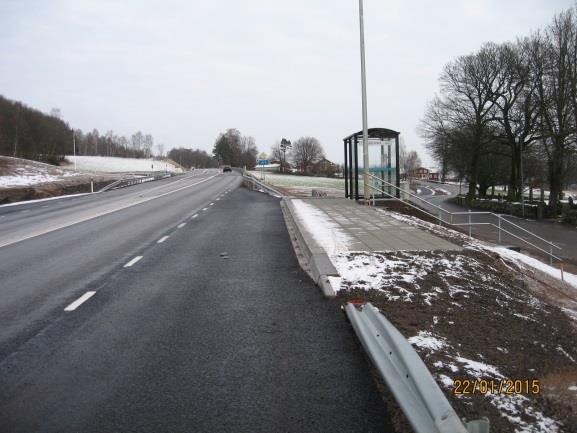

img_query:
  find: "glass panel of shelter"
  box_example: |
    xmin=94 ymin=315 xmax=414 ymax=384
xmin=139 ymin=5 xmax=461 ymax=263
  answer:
xmin=356 ymin=137 xmax=396 ymax=198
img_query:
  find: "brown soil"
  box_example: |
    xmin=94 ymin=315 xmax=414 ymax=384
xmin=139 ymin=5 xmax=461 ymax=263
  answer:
xmin=337 ymin=248 xmax=577 ymax=432
xmin=0 ymin=175 xmax=123 ymax=204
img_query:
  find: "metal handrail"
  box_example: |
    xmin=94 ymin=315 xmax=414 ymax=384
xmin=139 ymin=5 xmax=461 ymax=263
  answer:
xmin=242 ymin=173 xmax=283 ymax=196
xmin=365 ymin=173 xmax=563 ymax=263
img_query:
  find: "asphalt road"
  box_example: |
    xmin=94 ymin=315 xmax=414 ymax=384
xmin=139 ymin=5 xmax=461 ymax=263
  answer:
xmin=412 ymin=180 xmax=577 ymax=272
xmin=0 ymin=171 xmax=391 ymax=432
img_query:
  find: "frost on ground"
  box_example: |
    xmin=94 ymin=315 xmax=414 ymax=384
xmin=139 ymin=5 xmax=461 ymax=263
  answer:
xmin=248 ymin=172 xmax=345 ymax=197
xmin=0 ymin=156 xmax=122 ymax=204
xmin=64 ymin=155 xmax=184 ymax=173
xmin=0 ymin=156 xmax=81 ymax=187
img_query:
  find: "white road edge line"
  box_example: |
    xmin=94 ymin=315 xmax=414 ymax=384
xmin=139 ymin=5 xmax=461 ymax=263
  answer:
xmin=177 ymin=222 xmax=186 ymax=229
xmin=157 ymin=236 xmax=169 ymax=243
xmin=64 ymin=291 xmax=96 ymax=311
xmin=124 ymin=256 xmax=143 ymax=267
xmin=0 ymin=174 xmax=219 ymax=249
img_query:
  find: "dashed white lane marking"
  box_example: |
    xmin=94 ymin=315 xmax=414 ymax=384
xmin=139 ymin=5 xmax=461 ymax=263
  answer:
xmin=64 ymin=291 xmax=96 ymax=311
xmin=0 ymin=174 xmax=219 ymax=250
xmin=177 ymin=222 xmax=186 ymax=228
xmin=124 ymin=256 xmax=143 ymax=267
xmin=209 ymin=203 xmax=214 ymax=206
xmin=216 ymin=198 xmax=221 ymax=201
xmin=157 ymin=236 xmax=169 ymax=243
xmin=41 ymin=205 xmax=49 ymax=208
xmin=202 ymin=207 xmax=208 ymax=211
xmin=192 ymin=214 xmax=199 ymax=218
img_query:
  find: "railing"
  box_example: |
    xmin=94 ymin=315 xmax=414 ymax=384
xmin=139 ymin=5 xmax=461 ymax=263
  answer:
xmin=366 ymin=173 xmax=562 ymax=264
xmin=346 ymin=302 xmax=489 ymax=433
xmin=242 ymin=173 xmax=283 ymax=197
xmin=98 ymin=172 xmax=172 ymax=192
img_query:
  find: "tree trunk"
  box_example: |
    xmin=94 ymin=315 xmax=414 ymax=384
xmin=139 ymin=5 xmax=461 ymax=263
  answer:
xmin=507 ymin=144 xmax=520 ymax=201
xmin=548 ymin=150 xmax=563 ymax=216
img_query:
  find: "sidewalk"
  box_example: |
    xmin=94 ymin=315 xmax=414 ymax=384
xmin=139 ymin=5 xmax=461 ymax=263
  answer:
xmin=281 ymin=197 xmax=461 ymax=296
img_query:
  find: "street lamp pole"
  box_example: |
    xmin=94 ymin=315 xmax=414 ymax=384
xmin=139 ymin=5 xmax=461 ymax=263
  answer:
xmin=520 ymin=143 xmax=525 ymax=217
xmin=358 ymin=0 xmax=370 ymax=204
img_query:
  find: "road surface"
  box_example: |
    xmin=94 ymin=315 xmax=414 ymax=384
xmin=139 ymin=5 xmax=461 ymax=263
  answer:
xmin=0 ymin=170 xmax=391 ymax=432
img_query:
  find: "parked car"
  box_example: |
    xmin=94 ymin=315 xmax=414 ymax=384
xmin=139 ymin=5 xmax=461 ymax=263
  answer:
xmin=222 ymin=166 xmax=232 ymax=173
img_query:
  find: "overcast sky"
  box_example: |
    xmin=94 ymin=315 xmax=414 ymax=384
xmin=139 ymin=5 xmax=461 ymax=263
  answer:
xmin=0 ymin=0 xmax=574 ymax=165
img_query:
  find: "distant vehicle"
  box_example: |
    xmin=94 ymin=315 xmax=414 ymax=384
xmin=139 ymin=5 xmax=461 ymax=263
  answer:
xmin=222 ymin=166 xmax=232 ymax=173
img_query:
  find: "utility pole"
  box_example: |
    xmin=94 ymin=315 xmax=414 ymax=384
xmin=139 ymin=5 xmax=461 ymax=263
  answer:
xmin=358 ymin=0 xmax=370 ymax=204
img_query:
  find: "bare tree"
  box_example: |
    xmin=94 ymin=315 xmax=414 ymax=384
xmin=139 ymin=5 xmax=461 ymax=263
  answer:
xmin=156 ymin=143 xmax=165 ymax=158
xmin=404 ymin=150 xmax=422 ymax=178
xmin=530 ymin=11 xmax=577 ymax=213
xmin=491 ymin=40 xmax=540 ymax=200
xmin=291 ymin=136 xmax=324 ymax=173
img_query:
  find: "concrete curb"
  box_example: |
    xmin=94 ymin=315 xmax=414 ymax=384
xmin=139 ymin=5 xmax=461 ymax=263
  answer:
xmin=280 ymin=198 xmax=339 ymax=297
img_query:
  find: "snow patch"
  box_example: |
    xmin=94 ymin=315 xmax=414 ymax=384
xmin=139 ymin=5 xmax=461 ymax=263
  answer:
xmin=408 ymin=331 xmax=448 ymax=351
xmin=486 ymin=246 xmax=577 ymax=290
xmin=291 ymin=199 xmax=353 ymax=255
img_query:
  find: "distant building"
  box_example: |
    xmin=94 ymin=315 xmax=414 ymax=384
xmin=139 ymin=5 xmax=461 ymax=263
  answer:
xmin=410 ymin=167 xmax=429 ymax=180
xmin=312 ymin=158 xmax=338 ymax=177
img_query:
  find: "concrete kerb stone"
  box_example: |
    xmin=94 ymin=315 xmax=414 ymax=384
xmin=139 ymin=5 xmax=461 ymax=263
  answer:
xmin=280 ymin=198 xmax=339 ymax=297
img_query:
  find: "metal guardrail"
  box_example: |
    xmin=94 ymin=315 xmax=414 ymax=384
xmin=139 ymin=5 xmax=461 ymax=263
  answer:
xmin=366 ymin=173 xmax=562 ymax=264
xmin=346 ymin=302 xmax=489 ymax=433
xmin=242 ymin=173 xmax=284 ymax=197
xmin=98 ymin=173 xmax=172 ymax=193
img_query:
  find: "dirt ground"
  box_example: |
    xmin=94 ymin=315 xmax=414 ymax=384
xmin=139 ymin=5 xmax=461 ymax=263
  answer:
xmin=0 ymin=156 xmax=124 ymax=204
xmin=333 ymin=204 xmax=577 ymax=432
xmin=0 ymin=175 xmax=123 ymax=204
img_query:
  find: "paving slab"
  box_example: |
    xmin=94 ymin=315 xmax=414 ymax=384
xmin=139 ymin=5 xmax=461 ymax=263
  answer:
xmin=289 ymin=197 xmax=460 ymax=253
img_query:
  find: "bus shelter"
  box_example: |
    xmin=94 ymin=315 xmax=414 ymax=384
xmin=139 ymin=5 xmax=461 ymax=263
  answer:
xmin=343 ymin=128 xmax=400 ymax=200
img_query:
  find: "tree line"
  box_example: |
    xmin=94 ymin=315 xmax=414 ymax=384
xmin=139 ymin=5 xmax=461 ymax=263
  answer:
xmin=420 ymin=7 xmax=577 ymax=214
xmin=0 ymin=95 xmax=160 ymax=163
xmin=167 ymin=148 xmax=217 ymax=169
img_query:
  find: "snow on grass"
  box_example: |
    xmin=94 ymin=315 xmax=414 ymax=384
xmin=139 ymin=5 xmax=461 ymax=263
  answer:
xmin=0 ymin=157 xmax=82 ymax=187
xmin=484 ymin=246 xmax=577 ymax=290
xmin=374 ymin=206 xmax=577 ymax=291
xmin=291 ymin=199 xmax=352 ymax=255
xmin=408 ymin=327 xmax=561 ymax=431
xmin=65 ymin=156 xmax=184 ymax=173
xmin=248 ymin=171 xmax=344 ymax=189
xmin=0 ymin=173 xmax=77 ymax=187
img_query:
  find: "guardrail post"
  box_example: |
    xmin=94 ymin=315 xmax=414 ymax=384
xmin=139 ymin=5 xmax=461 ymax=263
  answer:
xmin=468 ymin=210 xmax=472 ymax=238
xmin=438 ymin=209 xmax=441 ymax=226
xmin=498 ymin=217 xmax=501 ymax=244
xmin=550 ymin=245 xmax=553 ymax=266
xmin=90 ymin=177 xmax=94 ymax=193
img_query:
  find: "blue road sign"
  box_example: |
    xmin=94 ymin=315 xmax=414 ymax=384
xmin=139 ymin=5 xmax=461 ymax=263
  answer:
xmin=258 ymin=159 xmax=269 ymax=166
